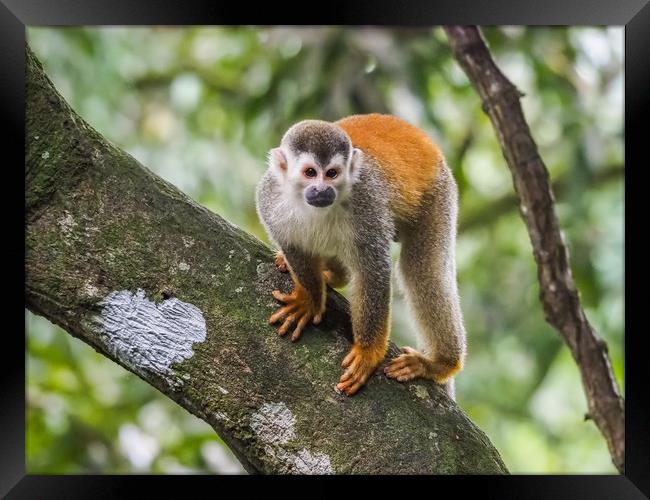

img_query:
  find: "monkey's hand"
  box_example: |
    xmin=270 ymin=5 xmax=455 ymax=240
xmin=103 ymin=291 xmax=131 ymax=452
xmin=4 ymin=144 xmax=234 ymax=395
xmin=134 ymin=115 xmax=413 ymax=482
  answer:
xmin=336 ymin=343 xmax=387 ymax=396
xmin=268 ymin=285 xmax=324 ymax=342
xmin=274 ymin=252 xmax=288 ymax=273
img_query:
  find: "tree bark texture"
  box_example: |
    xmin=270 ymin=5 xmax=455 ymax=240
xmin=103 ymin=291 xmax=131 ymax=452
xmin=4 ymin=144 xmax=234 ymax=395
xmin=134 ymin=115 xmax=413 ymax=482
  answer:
xmin=445 ymin=26 xmax=625 ymax=473
xmin=25 ymin=46 xmax=508 ymax=475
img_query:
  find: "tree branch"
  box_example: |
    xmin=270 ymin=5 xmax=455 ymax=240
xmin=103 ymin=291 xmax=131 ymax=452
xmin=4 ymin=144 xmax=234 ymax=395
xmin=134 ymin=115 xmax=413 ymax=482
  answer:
xmin=25 ymin=45 xmax=507 ymax=475
xmin=459 ymin=163 xmax=623 ymax=232
xmin=445 ymin=26 xmax=624 ymax=473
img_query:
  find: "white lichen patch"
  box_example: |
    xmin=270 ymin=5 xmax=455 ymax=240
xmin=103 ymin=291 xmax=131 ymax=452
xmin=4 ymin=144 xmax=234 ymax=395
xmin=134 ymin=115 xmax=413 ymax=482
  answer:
xmin=228 ymin=249 xmax=235 ymax=259
xmin=41 ymin=151 xmax=50 ymax=159
xmin=97 ymin=289 xmax=206 ymax=387
xmin=182 ymin=236 xmax=195 ymax=248
xmin=217 ymin=385 xmax=229 ymax=395
xmin=256 ymin=262 xmax=267 ymax=277
xmin=250 ymin=402 xmax=296 ymax=445
xmin=250 ymin=402 xmax=334 ymax=474
xmin=412 ymin=385 xmax=429 ymax=400
xmin=234 ymin=286 xmax=243 ymax=294
xmin=83 ymin=225 xmax=100 ymax=238
xmin=263 ymin=445 xmax=334 ymax=475
xmin=178 ymin=262 xmax=191 ymax=271
xmin=58 ymin=211 xmax=78 ymax=241
xmin=291 ymin=449 xmax=333 ymax=474
xmin=82 ymin=282 xmax=100 ymax=298
xmin=225 ymin=263 xmax=231 ymax=272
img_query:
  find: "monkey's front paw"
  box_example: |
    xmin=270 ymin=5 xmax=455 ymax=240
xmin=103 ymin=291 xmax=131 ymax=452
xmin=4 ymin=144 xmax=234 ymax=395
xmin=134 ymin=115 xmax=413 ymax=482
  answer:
xmin=268 ymin=288 xmax=323 ymax=342
xmin=384 ymin=346 xmax=430 ymax=382
xmin=336 ymin=343 xmax=386 ymax=396
xmin=274 ymin=253 xmax=288 ymax=273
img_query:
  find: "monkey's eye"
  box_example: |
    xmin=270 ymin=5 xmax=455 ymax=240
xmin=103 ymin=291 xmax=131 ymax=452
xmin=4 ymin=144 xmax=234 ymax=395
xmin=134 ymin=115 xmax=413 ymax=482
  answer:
xmin=325 ymin=169 xmax=339 ymax=179
xmin=304 ymin=167 xmax=317 ymax=178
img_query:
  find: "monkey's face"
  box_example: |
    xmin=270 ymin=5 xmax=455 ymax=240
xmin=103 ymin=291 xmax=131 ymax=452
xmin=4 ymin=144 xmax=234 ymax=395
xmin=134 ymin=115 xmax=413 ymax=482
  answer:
xmin=270 ymin=149 xmax=360 ymax=209
xmin=268 ymin=120 xmax=361 ymax=210
xmin=295 ymin=152 xmax=347 ymax=208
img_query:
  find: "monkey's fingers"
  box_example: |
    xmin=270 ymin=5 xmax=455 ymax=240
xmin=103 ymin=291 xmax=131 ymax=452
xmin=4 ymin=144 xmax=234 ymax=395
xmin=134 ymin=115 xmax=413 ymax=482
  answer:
xmin=336 ymin=376 xmax=356 ymax=392
xmin=268 ymin=303 xmax=299 ymax=324
xmin=385 ymin=366 xmax=419 ymax=382
xmin=340 ymin=357 xmax=362 ymax=382
xmin=384 ymin=353 xmax=425 ymax=382
xmin=338 ymin=368 xmax=355 ymax=384
xmin=277 ymin=313 xmax=298 ymax=336
xmin=340 ymin=380 xmax=364 ymax=396
xmin=341 ymin=349 xmax=357 ymax=369
xmin=384 ymin=356 xmax=410 ymax=374
xmin=336 ymin=371 xmax=368 ymax=395
xmin=272 ymin=290 xmax=293 ymax=303
xmin=312 ymin=313 xmax=322 ymax=325
xmin=337 ymin=354 xmax=375 ymax=395
xmin=290 ymin=314 xmax=310 ymax=342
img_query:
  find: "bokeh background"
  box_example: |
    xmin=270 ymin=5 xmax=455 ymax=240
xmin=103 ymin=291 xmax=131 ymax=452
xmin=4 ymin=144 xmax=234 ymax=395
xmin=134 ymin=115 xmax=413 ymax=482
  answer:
xmin=26 ymin=26 xmax=624 ymax=474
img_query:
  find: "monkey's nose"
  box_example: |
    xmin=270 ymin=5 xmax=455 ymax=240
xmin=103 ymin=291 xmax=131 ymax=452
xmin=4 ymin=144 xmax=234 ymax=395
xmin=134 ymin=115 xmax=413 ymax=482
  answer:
xmin=305 ymin=186 xmax=335 ymax=207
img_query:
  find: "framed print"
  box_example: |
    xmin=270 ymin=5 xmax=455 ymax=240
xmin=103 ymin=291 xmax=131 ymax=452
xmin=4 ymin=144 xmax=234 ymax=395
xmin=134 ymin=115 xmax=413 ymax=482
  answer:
xmin=3 ymin=0 xmax=648 ymax=497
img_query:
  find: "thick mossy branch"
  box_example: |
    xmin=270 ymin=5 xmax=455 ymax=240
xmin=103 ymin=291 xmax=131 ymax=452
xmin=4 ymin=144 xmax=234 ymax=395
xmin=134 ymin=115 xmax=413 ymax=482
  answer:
xmin=25 ymin=46 xmax=507 ymax=475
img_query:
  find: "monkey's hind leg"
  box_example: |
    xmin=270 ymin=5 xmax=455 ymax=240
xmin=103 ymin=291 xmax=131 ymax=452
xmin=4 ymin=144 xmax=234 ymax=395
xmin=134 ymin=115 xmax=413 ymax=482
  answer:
xmin=384 ymin=164 xmax=466 ymax=398
xmin=322 ymin=256 xmax=350 ymax=288
xmin=276 ymin=252 xmax=349 ymax=288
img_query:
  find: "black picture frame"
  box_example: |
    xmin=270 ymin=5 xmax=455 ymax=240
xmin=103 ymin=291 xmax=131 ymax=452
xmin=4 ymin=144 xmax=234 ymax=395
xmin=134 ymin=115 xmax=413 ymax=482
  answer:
xmin=4 ymin=0 xmax=648 ymax=497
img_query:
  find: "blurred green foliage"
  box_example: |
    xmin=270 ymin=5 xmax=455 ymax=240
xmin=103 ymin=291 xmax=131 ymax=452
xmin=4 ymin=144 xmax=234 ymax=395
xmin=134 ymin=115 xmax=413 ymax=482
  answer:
xmin=26 ymin=26 xmax=623 ymax=473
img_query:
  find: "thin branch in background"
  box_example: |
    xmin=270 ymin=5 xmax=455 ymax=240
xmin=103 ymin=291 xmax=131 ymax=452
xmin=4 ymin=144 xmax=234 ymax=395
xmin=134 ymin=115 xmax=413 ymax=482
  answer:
xmin=444 ymin=26 xmax=625 ymax=473
xmin=459 ymin=163 xmax=623 ymax=232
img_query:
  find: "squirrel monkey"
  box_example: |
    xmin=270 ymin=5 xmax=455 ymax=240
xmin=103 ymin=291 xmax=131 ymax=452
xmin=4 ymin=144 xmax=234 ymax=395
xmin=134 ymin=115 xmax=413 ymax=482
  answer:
xmin=255 ymin=113 xmax=466 ymax=398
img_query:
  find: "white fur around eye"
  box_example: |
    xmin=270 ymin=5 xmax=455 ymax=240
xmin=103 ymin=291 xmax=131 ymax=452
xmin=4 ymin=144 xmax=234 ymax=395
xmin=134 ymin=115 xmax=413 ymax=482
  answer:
xmin=295 ymin=153 xmax=318 ymax=171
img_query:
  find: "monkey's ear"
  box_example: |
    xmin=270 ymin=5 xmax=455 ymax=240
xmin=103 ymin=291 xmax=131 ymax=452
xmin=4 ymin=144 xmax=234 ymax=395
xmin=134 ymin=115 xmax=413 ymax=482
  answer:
xmin=349 ymin=147 xmax=362 ymax=182
xmin=268 ymin=147 xmax=288 ymax=173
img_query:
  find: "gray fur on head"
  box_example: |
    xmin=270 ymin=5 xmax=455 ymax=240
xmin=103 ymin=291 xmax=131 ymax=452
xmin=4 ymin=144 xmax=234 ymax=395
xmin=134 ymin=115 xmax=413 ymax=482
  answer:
xmin=282 ymin=120 xmax=353 ymax=167
xmin=265 ymin=120 xmax=362 ymax=213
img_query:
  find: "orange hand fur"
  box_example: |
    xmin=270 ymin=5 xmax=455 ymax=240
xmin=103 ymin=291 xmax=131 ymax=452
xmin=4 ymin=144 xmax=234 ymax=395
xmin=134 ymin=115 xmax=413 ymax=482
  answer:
xmin=336 ymin=338 xmax=388 ymax=396
xmin=274 ymin=252 xmax=288 ymax=273
xmin=268 ymin=283 xmax=324 ymax=342
xmin=384 ymin=346 xmax=464 ymax=384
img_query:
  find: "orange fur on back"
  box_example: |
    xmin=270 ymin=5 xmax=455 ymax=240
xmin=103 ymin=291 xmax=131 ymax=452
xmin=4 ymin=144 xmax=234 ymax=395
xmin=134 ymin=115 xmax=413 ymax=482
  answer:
xmin=336 ymin=113 xmax=443 ymax=219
